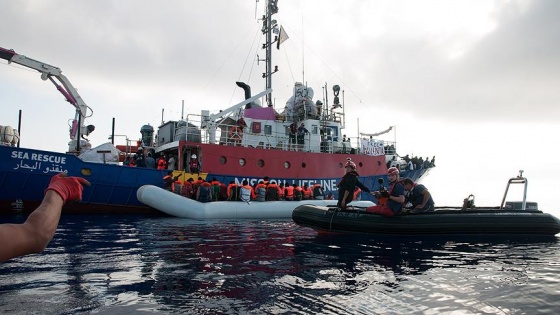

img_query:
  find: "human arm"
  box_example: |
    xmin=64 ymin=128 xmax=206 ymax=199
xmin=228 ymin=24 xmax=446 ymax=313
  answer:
xmin=0 ymin=173 xmax=90 ymax=262
xmin=356 ymin=181 xmax=371 ymax=193
xmin=414 ymin=188 xmax=432 ymax=209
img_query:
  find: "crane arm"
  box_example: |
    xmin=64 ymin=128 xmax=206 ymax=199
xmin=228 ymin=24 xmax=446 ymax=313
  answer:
xmin=0 ymin=46 xmax=91 ymax=142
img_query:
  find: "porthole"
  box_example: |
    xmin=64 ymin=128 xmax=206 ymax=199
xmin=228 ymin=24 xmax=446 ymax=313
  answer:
xmin=239 ymin=158 xmax=246 ymax=166
xmin=258 ymin=159 xmax=265 ymax=168
xmin=220 ymin=156 xmax=227 ymax=165
xmin=359 ymin=162 xmax=363 ymax=168
xmin=301 ymin=162 xmax=307 ymax=168
xmin=284 ymin=161 xmax=291 ymax=169
xmin=338 ymin=163 xmax=343 ymax=169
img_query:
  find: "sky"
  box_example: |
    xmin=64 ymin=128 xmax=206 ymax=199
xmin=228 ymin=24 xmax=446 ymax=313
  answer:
xmin=1 ymin=0 xmax=559 ymax=214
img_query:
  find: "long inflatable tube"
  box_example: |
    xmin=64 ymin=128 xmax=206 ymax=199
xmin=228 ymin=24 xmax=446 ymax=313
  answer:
xmin=137 ymin=185 xmax=375 ymax=219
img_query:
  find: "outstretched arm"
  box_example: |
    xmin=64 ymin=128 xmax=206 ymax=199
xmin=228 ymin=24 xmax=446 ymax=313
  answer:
xmin=0 ymin=173 xmax=90 ymax=262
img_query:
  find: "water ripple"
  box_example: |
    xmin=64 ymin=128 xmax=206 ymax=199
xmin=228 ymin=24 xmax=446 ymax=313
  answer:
xmin=1 ymin=214 xmax=559 ymax=314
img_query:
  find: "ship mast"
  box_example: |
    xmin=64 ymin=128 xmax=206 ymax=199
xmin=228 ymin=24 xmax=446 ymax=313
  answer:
xmin=261 ymin=0 xmax=279 ymax=107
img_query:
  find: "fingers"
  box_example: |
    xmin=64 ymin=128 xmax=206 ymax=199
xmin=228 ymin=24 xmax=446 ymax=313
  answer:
xmin=75 ymin=177 xmax=91 ymax=187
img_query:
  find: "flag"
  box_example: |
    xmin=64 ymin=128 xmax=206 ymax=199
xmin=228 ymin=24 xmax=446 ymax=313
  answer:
xmin=360 ymin=126 xmax=393 ymax=137
xmin=277 ymin=25 xmax=289 ymax=49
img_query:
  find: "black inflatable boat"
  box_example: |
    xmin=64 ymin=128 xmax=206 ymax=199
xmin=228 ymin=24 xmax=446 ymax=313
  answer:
xmin=292 ymin=172 xmax=560 ymax=236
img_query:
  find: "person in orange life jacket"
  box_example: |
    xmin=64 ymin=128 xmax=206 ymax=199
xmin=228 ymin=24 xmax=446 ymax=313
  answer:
xmin=0 ymin=173 xmax=90 ymax=262
xmin=278 ymin=183 xmax=285 ymax=200
xmin=337 ymin=159 xmax=372 ymax=210
xmin=265 ymin=182 xmax=282 ymax=201
xmin=163 ymin=171 xmax=180 ymax=192
xmin=301 ymin=184 xmax=311 ymax=200
xmin=239 ymin=179 xmax=255 ymax=202
xmin=181 ymin=178 xmax=195 ymax=198
xmin=226 ymin=181 xmax=238 ymax=201
xmin=255 ymin=181 xmax=267 ymax=202
xmin=189 ymin=154 xmax=201 ymax=174
xmin=312 ymin=183 xmax=324 ymax=200
xmin=210 ymin=178 xmax=222 ymax=201
xmin=353 ymin=186 xmax=362 ymax=201
xmin=402 ymin=177 xmax=435 ymax=213
xmin=366 ymin=167 xmax=405 ymax=217
xmin=219 ymin=182 xmax=228 ymax=201
xmin=193 ymin=176 xmax=203 ymax=194
xmin=293 ymin=184 xmax=304 ymax=201
xmin=173 ymin=176 xmax=183 ymax=194
xmin=284 ymin=184 xmax=295 ymax=200
xmin=157 ymin=154 xmax=167 ymax=170
xmin=196 ymin=180 xmax=212 ymax=203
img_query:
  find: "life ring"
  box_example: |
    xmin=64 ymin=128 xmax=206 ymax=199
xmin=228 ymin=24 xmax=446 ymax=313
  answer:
xmin=228 ymin=126 xmax=243 ymax=141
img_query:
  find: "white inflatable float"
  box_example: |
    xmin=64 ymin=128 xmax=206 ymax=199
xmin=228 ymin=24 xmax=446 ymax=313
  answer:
xmin=137 ymin=185 xmax=375 ymax=219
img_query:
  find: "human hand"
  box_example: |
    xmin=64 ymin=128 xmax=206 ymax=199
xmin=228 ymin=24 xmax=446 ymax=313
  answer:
xmin=45 ymin=173 xmax=91 ymax=203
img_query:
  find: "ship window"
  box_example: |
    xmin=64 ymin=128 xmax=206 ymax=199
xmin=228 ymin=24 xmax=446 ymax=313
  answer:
xmin=301 ymin=162 xmax=307 ymax=168
xmin=359 ymin=162 xmax=363 ymax=168
xmin=220 ymin=156 xmax=227 ymax=165
xmin=284 ymin=161 xmax=291 ymax=169
xmin=338 ymin=163 xmax=343 ymax=169
xmin=264 ymin=125 xmax=272 ymax=135
xmin=311 ymin=125 xmax=318 ymax=134
xmin=239 ymin=158 xmax=246 ymax=166
xmin=258 ymin=159 xmax=265 ymax=168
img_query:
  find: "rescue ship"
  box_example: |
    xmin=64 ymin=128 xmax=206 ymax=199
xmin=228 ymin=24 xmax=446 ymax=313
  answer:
xmin=0 ymin=1 xmax=432 ymax=214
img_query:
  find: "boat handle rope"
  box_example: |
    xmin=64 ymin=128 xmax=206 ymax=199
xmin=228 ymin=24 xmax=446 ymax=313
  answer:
xmin=329 ymin=209 xmax=338 ymax=231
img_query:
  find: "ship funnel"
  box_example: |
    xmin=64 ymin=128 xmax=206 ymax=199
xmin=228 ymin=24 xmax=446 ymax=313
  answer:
xmin=236 ymin=82 xmax=254 ymax=109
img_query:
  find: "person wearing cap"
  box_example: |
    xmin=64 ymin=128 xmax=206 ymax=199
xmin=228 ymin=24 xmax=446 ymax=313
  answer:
xmin=189 ymin=154 xmax=201 ymax=174
xmin=402 ymin=177 xmax=435 ymax=213
xmin=337 ymin=159 xmax=371 ymax=210
xmin=366 ymin=167 xmax=405 ymax=216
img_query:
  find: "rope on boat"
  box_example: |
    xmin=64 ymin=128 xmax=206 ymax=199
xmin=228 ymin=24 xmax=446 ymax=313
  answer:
xmin=329 ymin=208 xmax=338 ymax=231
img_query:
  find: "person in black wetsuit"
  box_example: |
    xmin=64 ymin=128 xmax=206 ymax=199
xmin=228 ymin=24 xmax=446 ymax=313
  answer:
xmin=337 ymin=159 xmax=371 ymax=210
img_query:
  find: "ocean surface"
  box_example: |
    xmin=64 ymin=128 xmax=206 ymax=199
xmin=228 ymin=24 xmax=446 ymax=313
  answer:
xmin=1 ymin=213 xmax=560 ymax=314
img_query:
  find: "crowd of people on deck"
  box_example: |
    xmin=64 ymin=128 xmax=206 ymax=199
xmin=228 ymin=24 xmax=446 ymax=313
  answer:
xmin=121 ymin=148 xmax=202 ymax=174
xmin=164 ymin=175 xmax=333 ymax=203
xmin=399 ymin=155 xmax=436 ymax=170
xmin=123 ymin=148 xmax=179 ymax=170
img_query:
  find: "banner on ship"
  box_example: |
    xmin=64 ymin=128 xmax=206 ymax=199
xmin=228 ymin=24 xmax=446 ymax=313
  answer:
xmin=360 ymin=139 xmax=385 ymax=156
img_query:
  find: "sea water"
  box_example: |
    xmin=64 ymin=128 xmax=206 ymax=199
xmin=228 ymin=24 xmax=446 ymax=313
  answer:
xmin=1 ymin=214 xmax=559 ymax=314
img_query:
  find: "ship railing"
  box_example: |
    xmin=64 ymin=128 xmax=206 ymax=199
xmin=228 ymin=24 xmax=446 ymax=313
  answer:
xmin=180 ymin=119 xmax=378 ymax=155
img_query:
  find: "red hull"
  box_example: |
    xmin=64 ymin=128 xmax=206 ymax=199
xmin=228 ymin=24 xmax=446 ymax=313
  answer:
xmin=179 ymin=141 xmax=386 ymax=179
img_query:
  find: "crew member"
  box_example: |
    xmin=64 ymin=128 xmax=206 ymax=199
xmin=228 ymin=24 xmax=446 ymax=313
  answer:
xmin=366 ymin=167 xmax=405 ymax=216
xmin=337 ymin=159 xmax=372 ymax=210
xmin=402 ymin=177 xmax=435 ymax=213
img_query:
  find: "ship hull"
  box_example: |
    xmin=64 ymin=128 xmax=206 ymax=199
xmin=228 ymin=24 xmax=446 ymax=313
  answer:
xmin=0 ymin=144 xmax=430 ymax=214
